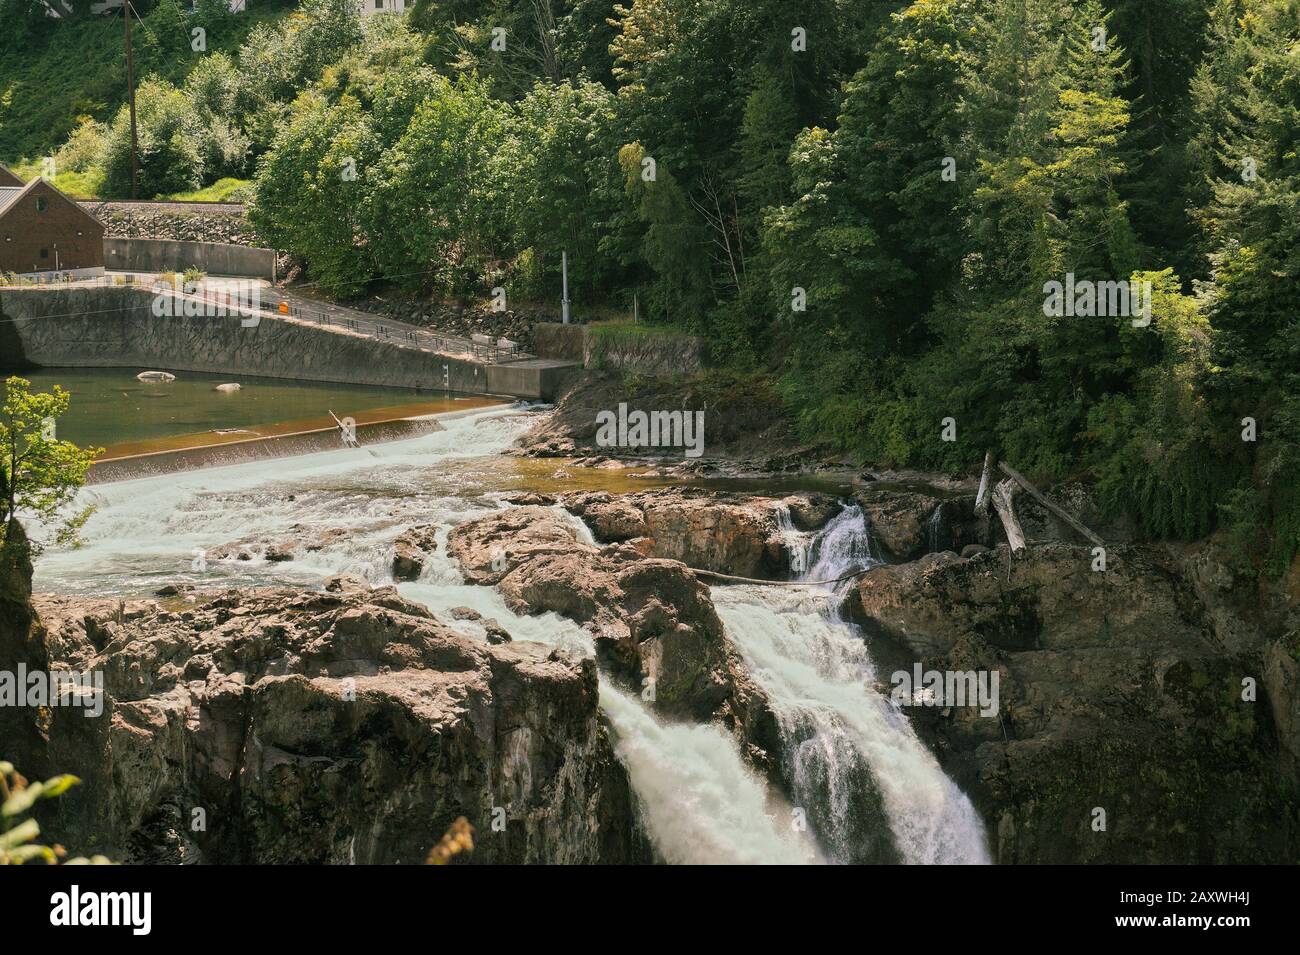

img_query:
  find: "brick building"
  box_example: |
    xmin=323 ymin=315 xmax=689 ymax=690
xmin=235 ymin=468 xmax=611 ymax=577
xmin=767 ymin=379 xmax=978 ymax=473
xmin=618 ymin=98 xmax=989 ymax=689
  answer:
xmin=0 ymin=171 xmax=105 ymax=279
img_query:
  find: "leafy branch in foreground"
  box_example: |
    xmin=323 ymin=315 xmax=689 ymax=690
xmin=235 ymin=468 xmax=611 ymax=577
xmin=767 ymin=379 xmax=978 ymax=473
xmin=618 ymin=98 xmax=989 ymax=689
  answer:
xmin=0 ymin=761 xmax=109 ymax=865
xmin=0 ymin=376 xmax=101 ymax=549
xmin=425 ymin=817 xmax=474 ymax=865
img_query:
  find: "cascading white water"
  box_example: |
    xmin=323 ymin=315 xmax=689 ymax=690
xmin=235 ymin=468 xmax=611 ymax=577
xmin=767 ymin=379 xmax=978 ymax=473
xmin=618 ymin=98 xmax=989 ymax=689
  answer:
xmin=33 ymin=406 xmax=536 ymax=594
xmin=31 ymin=402 xmax=822 ymax=865
xmin=402 ymin=510 xmax=823 ymax=865
xmin=712 ymin=505 xmax=991 ymax=864
xmin=927 ymin=502 xmax=946 ymax=553
xmin=401 ymin=576 xmax=822 ymax=864
xmin=772 ymin=502 xmax=813 ymax=575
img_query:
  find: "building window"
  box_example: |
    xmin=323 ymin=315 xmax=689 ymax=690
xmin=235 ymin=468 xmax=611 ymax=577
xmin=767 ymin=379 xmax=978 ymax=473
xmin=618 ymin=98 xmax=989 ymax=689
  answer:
xmin=35 ymin=197 xmax=47 ymax=213
xmin=375 ymin=0 xmax=382 ymax=6
xmin=39 ymin=248 xmax=48 ymax=259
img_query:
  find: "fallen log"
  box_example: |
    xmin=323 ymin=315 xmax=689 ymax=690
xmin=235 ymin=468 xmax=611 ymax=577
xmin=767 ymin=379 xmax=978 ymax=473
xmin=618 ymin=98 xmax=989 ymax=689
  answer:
xmin=991 ymin=477 xmax=1026 ymax=554
xmin=974 ymin=450 xmax=995 ymax=544
xmin=687 ymin=567 xmax=873 ymax=587
xmin=996 ymin=462 xmax=1104 ymax=547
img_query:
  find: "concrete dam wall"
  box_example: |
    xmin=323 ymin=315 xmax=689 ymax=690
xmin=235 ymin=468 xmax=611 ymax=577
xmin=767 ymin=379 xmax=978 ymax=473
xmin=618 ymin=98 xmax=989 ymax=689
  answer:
xmin=103 ymin=238 xmax=278 ymax=280
xmin=0 ymin=286 xmax=577 ymax=400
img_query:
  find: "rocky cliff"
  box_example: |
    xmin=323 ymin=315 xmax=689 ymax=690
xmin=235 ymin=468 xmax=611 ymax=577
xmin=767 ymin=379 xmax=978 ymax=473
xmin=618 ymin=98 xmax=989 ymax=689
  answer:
xmin=852 ymin=542 xmax=1300 ymax=863
xmin=3 ymin=556 xmax=646 ymax=864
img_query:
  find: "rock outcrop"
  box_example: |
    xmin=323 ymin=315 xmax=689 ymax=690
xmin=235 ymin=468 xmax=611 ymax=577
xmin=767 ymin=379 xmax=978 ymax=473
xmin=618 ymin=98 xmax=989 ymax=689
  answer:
xmin=0 ymin=526 xmax=50 ymax=780
xmin=852 ymin=543 xmax=1299 ymax=863
xmin=391 ymin=525 xmax=440 ymax=581
xmin=512 ymin=371 xmax=825 ymax=468
xmin=17 ymin=580 xmax=645 ymax=864
xmin=852 ymin=483 xmax=987 ymax=560
xmin=445 ymin=506 xmax=772 ymax=746
xmin=562 ymin=489 xmax=841 ymax=578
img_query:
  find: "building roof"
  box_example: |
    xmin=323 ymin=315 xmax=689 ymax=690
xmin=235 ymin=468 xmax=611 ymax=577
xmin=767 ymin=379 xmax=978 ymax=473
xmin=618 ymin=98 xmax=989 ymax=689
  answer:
xmin=0 ymin=164 xmax=23 ymax=188
xmin=0 ymin=187 xmax=23 ymax=216
xmin=0 ymin=177 xmax=104 ymax=231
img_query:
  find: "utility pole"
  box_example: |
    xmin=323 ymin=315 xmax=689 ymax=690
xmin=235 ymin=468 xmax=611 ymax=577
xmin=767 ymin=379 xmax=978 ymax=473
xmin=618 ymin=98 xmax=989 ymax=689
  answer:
xmin=561 ymin=250 xmax=571 ymax=325
xmin=124 ymin=1 xmax=139 ymax=199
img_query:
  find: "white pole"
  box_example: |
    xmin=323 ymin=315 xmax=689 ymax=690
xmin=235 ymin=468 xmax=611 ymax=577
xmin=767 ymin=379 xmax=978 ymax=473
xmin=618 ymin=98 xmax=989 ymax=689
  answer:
xmin=561 ymin=250 xmax=571 ymax=325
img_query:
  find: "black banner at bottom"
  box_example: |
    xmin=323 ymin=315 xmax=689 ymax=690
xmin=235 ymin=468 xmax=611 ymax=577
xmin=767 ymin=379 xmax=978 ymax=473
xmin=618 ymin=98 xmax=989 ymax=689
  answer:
xmin=2 ymin=864 xmax=1283 ymax=942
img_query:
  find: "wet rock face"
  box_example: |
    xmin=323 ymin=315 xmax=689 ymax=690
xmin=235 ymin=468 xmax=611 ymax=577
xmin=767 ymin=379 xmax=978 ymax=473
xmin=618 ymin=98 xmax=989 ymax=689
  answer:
xmin=853 ymin=488 xmax=945 ymax=560
xmin=446 ymin=506 xmax=759 ymax=729
xmin=25 ymin=585 xmax=645 ymax=865
xmin=852 ymin=543 xmax=1299 ymax=863
xmin=851 ymin=484 xmax=985 ymax=560
xmin=0 ymin=527 xmax=49 ymax=779
xmin=391 ymin=525 xmax=440 ymax=581
xmin=511 ymin=371 xmax=820 ymax=468
xmin=562 ymin=489 xmax=842 ymax=578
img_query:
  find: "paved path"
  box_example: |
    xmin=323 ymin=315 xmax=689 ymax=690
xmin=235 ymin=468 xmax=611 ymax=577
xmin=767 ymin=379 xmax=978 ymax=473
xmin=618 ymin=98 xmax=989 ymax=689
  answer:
xmin=2 ymin=271 xmax=533 ymax=365
xmin=269 ymin=289 xmax=527 ymax=363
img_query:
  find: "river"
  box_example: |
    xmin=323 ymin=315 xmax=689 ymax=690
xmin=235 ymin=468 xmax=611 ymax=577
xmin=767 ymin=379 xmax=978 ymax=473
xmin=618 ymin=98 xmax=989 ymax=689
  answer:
xmin=32 ymin=401 xmax=988 ymax=864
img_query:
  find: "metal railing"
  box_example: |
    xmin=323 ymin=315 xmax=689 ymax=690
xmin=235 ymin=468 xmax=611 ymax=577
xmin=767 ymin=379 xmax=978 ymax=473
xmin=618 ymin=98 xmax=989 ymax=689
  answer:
xmin=271 ymin=300 xmax=524 ymax=364
xmin=0 ymin=271 xmax=153 ymax=288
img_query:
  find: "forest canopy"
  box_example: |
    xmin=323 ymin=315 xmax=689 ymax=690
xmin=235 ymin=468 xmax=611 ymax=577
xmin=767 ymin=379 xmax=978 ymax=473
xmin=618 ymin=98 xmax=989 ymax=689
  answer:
xmin=3 ymin=0 xmax=1296 ymax=578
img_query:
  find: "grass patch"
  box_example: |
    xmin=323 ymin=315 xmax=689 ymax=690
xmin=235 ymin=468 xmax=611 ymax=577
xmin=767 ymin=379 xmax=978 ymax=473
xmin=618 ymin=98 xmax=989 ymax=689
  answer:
xmin=6 ymin=160 xmax=105 ymax=199
xmin=588 ymin=319 xmax=696 ymax=339
xmin=162 ymin=177 xmax=255 ymax=202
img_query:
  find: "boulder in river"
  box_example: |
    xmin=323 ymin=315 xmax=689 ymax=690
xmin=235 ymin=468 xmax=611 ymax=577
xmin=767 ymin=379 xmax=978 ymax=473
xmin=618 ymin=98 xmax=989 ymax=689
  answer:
xmin=391 ymin=526 xmax=440 ymax=581
xmin=447 ymin=505 xmax=762 ymax=728
xmin=213 ymin=383 xmax=241 ymax=393
xmin=561 ymin=488 xmax=842 ymax=578
xmin=136 ymin=371 xmax=175 ymax=383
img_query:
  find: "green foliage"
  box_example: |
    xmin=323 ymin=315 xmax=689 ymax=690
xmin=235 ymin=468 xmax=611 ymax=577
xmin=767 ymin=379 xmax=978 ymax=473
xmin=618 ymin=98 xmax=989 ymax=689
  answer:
xmin=101 ymin=77 xmax=205 ymax=197
xmin=0 ymin=377 xmax=101 ymax=544
xmin=0 ymin=760 xmax=108 ymax=865
xmin=492 ymin=79 xmax=629 ymax=297
xmin=17 ymin=0 xmax=1300 ymax=577
xmin=0 ymin=0 xmax=295 ymax=169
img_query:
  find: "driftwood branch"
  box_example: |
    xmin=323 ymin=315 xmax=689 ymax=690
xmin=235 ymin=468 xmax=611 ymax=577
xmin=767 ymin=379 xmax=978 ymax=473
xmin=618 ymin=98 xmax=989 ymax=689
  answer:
xmin=974 ymin=450 xmax=995 ymax=544
xmin=991 ymin=478 xmax=1026 ymax=553
xmin=996 ymin=462 xmax=1104 ymax=548
xmin=975 ymin=450 xmax=995 ymax=516
xmin=687 ymin=567 xmax=870 ymax=587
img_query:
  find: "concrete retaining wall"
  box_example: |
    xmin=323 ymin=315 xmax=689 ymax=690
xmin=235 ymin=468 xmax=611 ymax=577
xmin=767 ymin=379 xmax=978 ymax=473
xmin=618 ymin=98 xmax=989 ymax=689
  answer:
xmin=103 ymin=238 xmax=277 ymax=279
xmin=0 ymin=286 xmax=568 ymax=398
xmin=532 ymin=323 xmax=586 ymax=361
xmin=533 ymin=321 xmax=705 ymax=376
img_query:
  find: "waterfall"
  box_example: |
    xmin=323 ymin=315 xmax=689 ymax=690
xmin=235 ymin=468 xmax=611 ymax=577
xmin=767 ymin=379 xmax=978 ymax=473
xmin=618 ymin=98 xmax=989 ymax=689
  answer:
xmin=397 ymin=580 xmax=823 ymax=865
xmin=772 ymin=502 xmax=813 ymax=575
xmin=712 ymin=504 xmax=991 ymax=864
xmin=32 ymin=405 xmax=986 ymax=864
xmin=34 ymin=402 xmax=826 ymax=866
xmin=927 ymin=502 xmax=946 ymax=553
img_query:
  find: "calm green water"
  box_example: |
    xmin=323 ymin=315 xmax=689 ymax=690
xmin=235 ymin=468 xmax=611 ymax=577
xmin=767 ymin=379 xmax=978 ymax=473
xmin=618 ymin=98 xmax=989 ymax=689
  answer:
xmin=21 ymin=367 xmax=440 ymax=448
